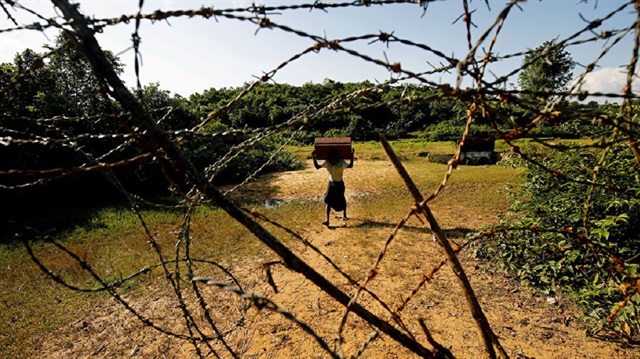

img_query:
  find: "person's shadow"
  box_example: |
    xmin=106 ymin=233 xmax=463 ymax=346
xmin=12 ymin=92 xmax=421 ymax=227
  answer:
xmin=355 ymin=219 xmax=473 ymax=238
xmin=323 ymin=216 xmax=351 ymax=230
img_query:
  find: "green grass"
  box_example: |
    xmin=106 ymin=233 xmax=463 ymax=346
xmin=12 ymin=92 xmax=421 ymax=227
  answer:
xmin=290 ymin=137 xmax=595 ymax=165
xmin=494 ymin=137 xmax=597 ymax=154
xmin=287 ymin=138 xmax=459 ymax=163
xmin=0 ymin=140 xmax=520 ymax=358
xmin=0 ymin=203 xmax=266 ymax=357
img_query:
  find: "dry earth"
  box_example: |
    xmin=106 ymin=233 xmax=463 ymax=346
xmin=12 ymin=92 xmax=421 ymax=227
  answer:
xmin=31 ymin=160 xmax=639 ymax=358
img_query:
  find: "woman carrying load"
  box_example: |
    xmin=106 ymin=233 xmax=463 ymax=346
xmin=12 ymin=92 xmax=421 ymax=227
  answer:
xmin=312 ymin=148 xmax=355 ymax=227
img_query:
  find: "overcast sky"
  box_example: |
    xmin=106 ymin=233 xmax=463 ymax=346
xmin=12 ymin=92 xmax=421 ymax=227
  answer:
xmin=1 ymin=0 xmax=638 ymax=101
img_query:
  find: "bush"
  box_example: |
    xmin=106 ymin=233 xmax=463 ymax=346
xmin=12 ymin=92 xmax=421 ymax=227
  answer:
xmin=473 ymin=144 xmax=640 ymax=338
xmin=424 ymin=122 xmax=495 ymax=142
xmin=221 ymin=142 xmax=303 ymax=184
xmin=182 ymin=122 xmax=303 ymax=185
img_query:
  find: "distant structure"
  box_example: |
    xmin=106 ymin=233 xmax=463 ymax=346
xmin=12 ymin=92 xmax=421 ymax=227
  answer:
xmin=458 ymin=136 xmax=497 ymax=165
xmin=422 ymin=136 xmax=498 ymax=165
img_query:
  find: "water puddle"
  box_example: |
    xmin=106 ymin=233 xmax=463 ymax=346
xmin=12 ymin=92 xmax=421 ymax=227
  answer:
xmin=263 ymin=199 xmax=284 ymax=209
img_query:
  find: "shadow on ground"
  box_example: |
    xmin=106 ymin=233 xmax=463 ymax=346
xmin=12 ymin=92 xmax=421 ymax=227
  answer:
xmin=355 ymin=219 xmax=474 ymax=238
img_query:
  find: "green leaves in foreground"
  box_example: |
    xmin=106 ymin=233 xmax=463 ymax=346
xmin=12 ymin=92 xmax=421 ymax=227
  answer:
xmin=473 ymin=143 xmax=640 ymax=339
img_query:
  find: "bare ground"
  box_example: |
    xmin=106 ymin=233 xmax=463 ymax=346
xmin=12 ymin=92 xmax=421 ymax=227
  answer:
xmin=33 ymin=160 xmax=639 ymax=358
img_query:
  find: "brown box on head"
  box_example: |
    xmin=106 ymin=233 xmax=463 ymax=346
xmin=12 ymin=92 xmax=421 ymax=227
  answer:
xmin=314 ymin=137 xmax=352 ymax=160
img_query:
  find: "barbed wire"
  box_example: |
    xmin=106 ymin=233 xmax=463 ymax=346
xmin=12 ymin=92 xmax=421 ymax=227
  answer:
xmin=2 ymin=0 xmax=640 ymax=357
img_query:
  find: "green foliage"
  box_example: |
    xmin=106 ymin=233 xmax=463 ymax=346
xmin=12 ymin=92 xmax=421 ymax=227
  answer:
xmin=475 ymin=143 xmax=640 ymax=338
xmin=518 ymin=40 xmax=575 ymax=101
xmin=1 ymin=49 xmax=57 ymax=116
xmin=0 ymin=34 xmax=124 ymax=118
xmin=424 ymin=122 xmax=494 ymax=142
xmin=223 ymin=144 xmax=302 ymax=184
xmin=0 ymin=37 xmax=302 ymax=208
xmin=182 ymin=121 xmax=303 ymax=185
xmin=0 ymin=36 xmax=612 ymax=226
xmin=188 ymin=82 xmax=473 ymax=142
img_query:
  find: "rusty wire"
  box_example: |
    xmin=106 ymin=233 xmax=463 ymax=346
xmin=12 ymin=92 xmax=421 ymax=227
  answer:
xmin=2 ymin=0 xmax=640 ymax=358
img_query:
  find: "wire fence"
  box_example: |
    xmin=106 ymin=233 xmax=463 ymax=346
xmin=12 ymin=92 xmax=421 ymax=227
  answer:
xmin=1 ymin=0 xmax=639 ymax=358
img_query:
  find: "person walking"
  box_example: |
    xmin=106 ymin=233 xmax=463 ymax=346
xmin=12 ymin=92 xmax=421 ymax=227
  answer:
xmin=312 ymin=147 xmax=355 ymax=226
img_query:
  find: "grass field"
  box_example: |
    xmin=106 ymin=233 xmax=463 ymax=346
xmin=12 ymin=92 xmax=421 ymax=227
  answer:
xmin=3 ymin=138 xmax=629 ymax=358
xmin=0 ymin=140 xmax=513 ymax=356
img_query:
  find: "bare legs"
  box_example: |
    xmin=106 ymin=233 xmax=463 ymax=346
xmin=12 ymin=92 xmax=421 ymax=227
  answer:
xmin=323 ymin=205 xmax=331 ymax=226
xmin=323 ymin=205 xmax=349 ymax=226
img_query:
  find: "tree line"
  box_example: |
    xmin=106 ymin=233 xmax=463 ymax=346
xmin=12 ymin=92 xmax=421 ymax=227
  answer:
xmin=0 ymin=35 xmax=621 ymax=211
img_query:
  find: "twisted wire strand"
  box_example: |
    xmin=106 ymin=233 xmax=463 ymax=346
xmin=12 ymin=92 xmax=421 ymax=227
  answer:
xmin=3 ymin=0 xmax=640 ymax=357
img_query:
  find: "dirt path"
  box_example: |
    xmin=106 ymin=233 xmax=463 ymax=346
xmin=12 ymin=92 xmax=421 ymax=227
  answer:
xmin=39 ymin=160 xmax=638 ymax=358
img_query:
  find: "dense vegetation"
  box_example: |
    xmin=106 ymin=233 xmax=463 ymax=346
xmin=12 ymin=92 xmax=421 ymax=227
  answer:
xmin=475 ymin=138 xmax=640 ymax=338
xmin=2 ymin=35 xmax=607 ymax=213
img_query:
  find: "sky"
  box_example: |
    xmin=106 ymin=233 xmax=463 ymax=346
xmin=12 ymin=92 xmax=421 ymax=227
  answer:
xmin=1 ymin=0 xmax=639 ymax=101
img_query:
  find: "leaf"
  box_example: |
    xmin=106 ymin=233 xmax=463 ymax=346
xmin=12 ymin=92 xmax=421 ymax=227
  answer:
xmin=618 ymin=282 xmax=631 ymax=294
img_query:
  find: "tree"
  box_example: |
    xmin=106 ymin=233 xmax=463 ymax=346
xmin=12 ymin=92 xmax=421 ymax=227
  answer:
xmin=45 ymin=33 xmax=123 ymax=118
xmin=141 ymin=82 xmax=197 ymax=131
xmin=0 ymin=33 xmax=123 ymax=118
xmin=518 ymin=40 xmax=575 ymax=101
xmin=0 ymin=49 xmax=61 ymax=117
xmin=0 ymin=33 xmax=129 ymax=213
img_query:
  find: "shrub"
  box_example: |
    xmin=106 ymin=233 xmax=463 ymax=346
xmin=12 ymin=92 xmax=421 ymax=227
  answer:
xmin=473 ymin=144 xmax=640 ymax=338
xmin=182 ymin=122 xmax=303 ymax=185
